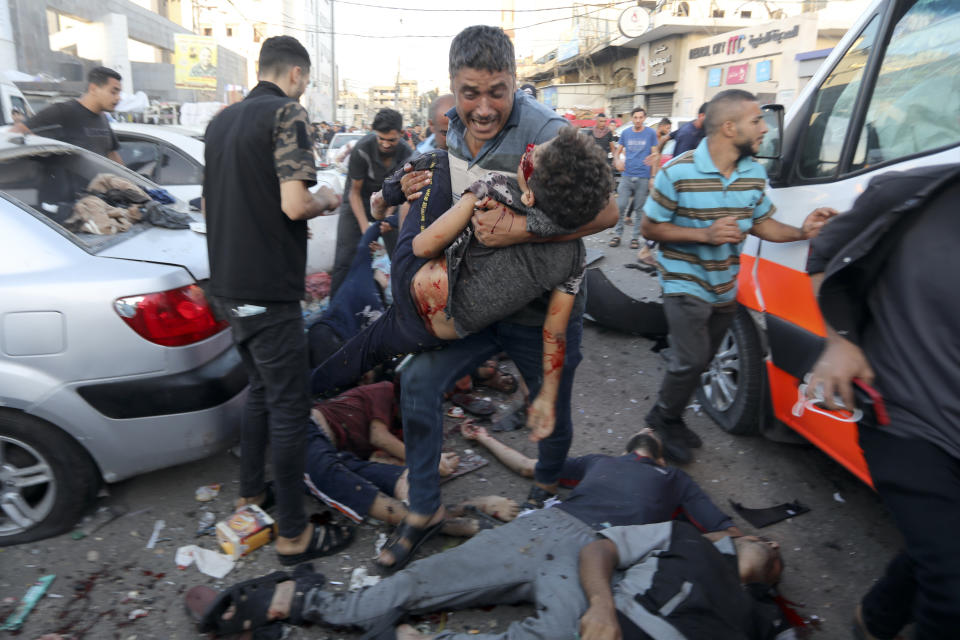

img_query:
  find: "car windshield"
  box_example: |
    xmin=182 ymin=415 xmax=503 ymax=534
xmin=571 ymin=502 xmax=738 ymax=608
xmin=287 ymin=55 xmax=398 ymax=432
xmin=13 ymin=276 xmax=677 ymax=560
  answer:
xmin=330 ymin=134 xmax=362 ymax=149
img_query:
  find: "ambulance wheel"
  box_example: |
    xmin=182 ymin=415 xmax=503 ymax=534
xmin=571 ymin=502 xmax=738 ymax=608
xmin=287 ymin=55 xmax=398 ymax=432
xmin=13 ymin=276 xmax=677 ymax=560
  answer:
xmin=696 ymin=307 xmax=763 ymax=436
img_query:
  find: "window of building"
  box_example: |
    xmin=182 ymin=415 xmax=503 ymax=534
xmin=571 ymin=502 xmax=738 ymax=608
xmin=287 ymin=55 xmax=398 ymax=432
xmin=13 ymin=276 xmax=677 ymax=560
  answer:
xmin=741 ymin=10 xmax=752 ymax=18
xmin=254 ymin=24 xmax=266 ymax=42
xmin=712 ymin=9 xmax=726 ymax=17
xmin=202 ymin=27 xmax=213 ymax=36
xmin=226 ymin=26 xmax=234 ymax=37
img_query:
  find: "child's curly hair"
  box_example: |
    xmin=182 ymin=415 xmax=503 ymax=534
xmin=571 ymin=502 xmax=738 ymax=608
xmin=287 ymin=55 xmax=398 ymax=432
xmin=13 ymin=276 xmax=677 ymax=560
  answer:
xmin=529 ymin=126 xmax=614 ymax=230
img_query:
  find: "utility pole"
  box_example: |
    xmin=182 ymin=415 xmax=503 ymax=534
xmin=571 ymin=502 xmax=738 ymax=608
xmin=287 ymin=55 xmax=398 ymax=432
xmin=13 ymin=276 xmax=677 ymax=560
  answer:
xmin=330 ymin=0 xmax=336 ymax=121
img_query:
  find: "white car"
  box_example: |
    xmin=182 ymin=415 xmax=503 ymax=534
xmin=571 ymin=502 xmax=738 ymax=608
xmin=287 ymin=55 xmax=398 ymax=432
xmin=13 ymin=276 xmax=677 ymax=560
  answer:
xmin=112 ymin=122 xmax=343 ymax=273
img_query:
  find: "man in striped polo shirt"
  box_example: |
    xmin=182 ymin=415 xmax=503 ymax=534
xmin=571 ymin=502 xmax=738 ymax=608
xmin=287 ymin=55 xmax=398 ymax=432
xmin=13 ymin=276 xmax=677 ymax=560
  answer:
xmin=641 ymin=89 xmax=837 ymax=464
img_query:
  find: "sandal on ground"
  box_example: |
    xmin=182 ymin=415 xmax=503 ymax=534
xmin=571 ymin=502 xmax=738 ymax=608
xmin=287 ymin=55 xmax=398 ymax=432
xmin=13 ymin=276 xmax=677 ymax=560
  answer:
xmin=608 ymin=237 xmax=621 ymax=247
xmin=277 ymin=520 xmax=355 ymax=566
xmin=491 ymin=405 xmax=527 ymax=432
xmin=473 ymin=364 xmax=518 ymax=394
xmin=521 ymin=485 xmax=557 ymax=511
xmin=375 ymin=518 xmax=444 ymax=573
xmin=186 ymin=585 xmax=283 ymax=639
xmin=630 ymin=239 xmax=640 ymax=249
xmin=193 ymin=564 xmax=325 ymax=636
xmin=450 ymin=392 xmax=495 ymax=416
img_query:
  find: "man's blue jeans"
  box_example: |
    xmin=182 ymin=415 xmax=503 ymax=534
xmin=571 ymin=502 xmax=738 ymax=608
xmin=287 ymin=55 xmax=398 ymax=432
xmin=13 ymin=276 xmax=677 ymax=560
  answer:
xmin=400 ymin=315 xmax=584 ymax=515
xmin=614 ymin=176 xmax=649 ymax=240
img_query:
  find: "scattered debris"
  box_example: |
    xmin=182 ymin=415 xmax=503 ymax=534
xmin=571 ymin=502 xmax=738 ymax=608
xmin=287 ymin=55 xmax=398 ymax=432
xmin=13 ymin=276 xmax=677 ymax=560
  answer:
xmin=0 ymin=574 xmax=55 ymax=631
xmin=196 ymin=511 xmax=217 ymax=536
xmin=445 ymin=406 xmax=466 ymax=419
xmin=127 ymin=608 xmax=149 ymax=621
xmin=832 ymin=492 xmax=846 ymax=504
xmin=195 ymin=484 xmax=222 ymax=502
xmin=374 ymin=532 xmax=388 ymax=557
xmin=348 ymin=567 xmax=381 ymax=591
xmin=175 ymin=545 xmax=236 ymax=578
xmin=729 ymin=499 xmax=810 ymax=528
xmin=145 ymin=519 xmax=166 ymax=549
xmin=86 ymin=550 xmax=99 ymax=563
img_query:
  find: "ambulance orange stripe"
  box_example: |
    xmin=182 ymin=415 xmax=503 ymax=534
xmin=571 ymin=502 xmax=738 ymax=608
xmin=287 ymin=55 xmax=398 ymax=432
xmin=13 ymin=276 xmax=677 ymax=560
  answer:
xmin=735 ymin=254 xmax=763 ymax=312
xmin=753 ymin=257 xmax=826 ymax=336
xmin=766 ymin=363 xmax=873 ymax=487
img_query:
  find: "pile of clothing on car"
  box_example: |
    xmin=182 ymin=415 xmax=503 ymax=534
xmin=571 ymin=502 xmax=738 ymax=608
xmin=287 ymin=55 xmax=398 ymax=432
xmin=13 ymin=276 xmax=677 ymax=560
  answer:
xmin=65 ymin=173 xmax=192 ymax=235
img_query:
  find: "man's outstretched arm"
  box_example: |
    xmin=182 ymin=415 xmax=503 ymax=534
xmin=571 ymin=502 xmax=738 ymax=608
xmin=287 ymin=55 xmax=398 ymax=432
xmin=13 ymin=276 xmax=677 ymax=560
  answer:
xmin=471 ymin=194 xmax=618 ymax=248
xmin=578 ymin=539 xmax=622 ymax=640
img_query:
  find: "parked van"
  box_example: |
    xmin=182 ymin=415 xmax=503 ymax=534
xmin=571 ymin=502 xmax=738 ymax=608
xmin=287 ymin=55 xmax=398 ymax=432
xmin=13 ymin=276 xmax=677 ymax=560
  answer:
xmin=695 ymin=0 xmax=959 ymax=485
xmin=0 ymin=81 xmax=33 ymax=125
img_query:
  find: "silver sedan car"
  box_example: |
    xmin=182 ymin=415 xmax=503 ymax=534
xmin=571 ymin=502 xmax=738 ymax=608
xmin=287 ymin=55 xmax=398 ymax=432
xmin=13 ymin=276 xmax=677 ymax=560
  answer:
xmin=0 ymin=131 xmax=245 ymax=545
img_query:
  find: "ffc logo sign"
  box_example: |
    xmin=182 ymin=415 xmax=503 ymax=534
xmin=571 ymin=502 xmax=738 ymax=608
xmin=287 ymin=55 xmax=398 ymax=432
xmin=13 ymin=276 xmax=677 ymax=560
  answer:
xmin=727 ymin=35 xmax=745 ymax=55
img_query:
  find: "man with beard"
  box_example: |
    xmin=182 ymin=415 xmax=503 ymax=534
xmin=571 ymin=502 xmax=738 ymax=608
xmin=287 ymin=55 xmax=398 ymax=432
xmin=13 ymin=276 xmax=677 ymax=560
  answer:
xmin=590 ymin=112 xmax=616 ymax=165
xmin=330 ymin=108 xmax=413 ymax=294
xmin=640 ymin=89 xmax=837 ymax=464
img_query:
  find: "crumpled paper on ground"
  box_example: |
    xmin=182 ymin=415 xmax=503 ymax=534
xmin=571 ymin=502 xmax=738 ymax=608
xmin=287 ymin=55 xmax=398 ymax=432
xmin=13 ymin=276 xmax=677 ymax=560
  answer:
xmin=175 ymin=545 xmax=235 ymax=578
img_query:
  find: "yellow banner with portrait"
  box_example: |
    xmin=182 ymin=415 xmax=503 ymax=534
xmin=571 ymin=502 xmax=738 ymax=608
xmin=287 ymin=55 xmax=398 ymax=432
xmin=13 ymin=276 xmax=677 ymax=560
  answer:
xmin=175 ymin=34 xmax=218 ymax=89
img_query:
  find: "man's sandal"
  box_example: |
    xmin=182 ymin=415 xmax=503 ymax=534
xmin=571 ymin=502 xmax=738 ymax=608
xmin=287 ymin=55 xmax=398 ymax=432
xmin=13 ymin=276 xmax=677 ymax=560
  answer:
xmin=521 ymin=485 xmax=557 ymax=511
xmin=608 ymin=237 xmax=621 ymax=247
xmin=630 ymin=239 xmax=640 ymax=250
xmin=191 ymin=565 xmax=325 ymax=636
xmin=277 ymin=520 xmax=355 ymax=566
xmin=375 ymin=519 xmax=444 ymax=573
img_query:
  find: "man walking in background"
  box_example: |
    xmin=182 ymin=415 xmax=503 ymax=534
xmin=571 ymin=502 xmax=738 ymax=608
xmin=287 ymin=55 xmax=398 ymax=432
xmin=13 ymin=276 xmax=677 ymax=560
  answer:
xmin=330 ymin=108 xmax=412 ymax=294
xmin=15 ymin=66 xmax=124 ymax=164
xmin=611 ymin=106 xmax=658 ymax=250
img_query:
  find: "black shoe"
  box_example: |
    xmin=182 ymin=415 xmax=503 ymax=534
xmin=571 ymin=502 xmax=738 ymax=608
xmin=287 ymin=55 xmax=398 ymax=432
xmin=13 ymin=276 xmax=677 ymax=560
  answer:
xmin=646 ymin=407 xmax=702 ymax=448
xmin=645 ymin=407 xmax=694 ymax=464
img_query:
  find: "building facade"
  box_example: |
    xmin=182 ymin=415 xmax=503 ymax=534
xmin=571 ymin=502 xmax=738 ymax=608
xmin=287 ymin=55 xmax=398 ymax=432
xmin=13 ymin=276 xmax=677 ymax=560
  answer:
xmin=7 ymin=0 xmax=246 ymax=103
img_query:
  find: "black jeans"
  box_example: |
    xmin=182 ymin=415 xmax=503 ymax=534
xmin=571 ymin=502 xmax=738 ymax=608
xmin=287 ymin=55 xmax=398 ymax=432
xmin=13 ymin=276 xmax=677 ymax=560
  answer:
xmin=215 ymin=297 xmax=310 ymax=539
xmin=859 ymin=425 xmax=960 ymax=639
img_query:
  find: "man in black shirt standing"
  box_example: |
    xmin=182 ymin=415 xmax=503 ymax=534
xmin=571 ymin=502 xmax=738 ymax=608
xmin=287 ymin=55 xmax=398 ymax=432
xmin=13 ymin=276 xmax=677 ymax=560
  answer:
xmin=330 ymin=108 xmax=412 ymax=294
xmin=15 ymin=66 xmax=123 ymax=163
xmin=203 ymin=36 xmax=346 ymax=566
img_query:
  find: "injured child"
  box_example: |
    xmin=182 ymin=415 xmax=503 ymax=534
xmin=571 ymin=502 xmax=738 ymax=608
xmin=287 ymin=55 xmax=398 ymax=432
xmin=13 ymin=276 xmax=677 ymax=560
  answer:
xmin=190 ymin=431 xmax=799 ymax=640
xmin=310 ymin=126 xmax=613 ymax=442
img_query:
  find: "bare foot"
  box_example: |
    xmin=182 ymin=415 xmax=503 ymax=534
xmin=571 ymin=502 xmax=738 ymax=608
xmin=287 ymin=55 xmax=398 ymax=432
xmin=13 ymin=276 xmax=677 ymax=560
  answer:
xmin=377 ymin=508 xmax=445 ymax=568
xmin=235 ymin=491 xmax=266 ymax=510
xmin=274 ymin=523 xmax=314 ymax=555
xmin=456 ymin=495 xmax=520 ymax=522
xmin=440 ymin=517 xmax=482 ymax=537
xmin=397 ymin=623 xmax=437 ymax=640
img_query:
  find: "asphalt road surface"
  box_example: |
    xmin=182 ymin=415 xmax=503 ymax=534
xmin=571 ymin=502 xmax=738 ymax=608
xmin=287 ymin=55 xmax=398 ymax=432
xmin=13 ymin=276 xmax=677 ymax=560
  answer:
xmin=0 ymin=231 xmax=902 ymax=639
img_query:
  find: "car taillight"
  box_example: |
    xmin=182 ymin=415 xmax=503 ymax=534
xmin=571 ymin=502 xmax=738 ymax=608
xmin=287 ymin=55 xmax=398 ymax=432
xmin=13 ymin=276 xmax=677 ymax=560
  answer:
xmin=114 ymin=285 xmax=228 ymax=347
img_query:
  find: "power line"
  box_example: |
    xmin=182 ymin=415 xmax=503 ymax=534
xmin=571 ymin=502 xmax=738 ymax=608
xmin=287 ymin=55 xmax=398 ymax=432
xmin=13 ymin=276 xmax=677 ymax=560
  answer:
xmin=331 ymin=0 xmax=634 ymax=12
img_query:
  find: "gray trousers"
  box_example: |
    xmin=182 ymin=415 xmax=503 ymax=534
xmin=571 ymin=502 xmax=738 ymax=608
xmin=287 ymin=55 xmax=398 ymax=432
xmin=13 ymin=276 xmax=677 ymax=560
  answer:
xmin=614 ymin=176 xmax=649 ymax=240
xmin=302 ymin=508 xmax=598 ymax=639
xmin=656 ymin=295 xmax=736 ymax=420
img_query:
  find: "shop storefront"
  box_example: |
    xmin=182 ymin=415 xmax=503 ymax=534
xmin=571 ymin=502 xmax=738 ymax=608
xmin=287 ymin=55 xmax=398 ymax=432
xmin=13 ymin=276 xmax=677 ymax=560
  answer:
xmin=633 ymin=35 xmax=682 ymax=116
xmin=677 ymin=14 xmax=821 ymax=111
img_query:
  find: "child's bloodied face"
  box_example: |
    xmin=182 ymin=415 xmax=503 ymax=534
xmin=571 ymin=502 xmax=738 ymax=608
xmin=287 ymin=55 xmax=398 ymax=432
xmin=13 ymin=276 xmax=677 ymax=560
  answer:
xmin=515 ymin=139 xmax=552 ymax=208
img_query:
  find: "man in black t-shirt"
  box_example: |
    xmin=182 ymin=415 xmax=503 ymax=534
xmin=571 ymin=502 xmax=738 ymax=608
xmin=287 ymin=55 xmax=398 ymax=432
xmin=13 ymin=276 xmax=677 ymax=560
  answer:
xmin=329 ymin=108 xmax=412 ymax=294
xmin=15 ymin=66 xmax=122 ymax=162
xmin=203 ymin=36 xmax=343 ymax=566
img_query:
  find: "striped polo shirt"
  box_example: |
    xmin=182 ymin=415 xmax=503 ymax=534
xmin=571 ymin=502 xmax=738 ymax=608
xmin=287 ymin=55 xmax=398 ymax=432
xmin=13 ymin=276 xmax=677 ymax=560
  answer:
xmin=643 ymin=138 xmax=774 ymax=305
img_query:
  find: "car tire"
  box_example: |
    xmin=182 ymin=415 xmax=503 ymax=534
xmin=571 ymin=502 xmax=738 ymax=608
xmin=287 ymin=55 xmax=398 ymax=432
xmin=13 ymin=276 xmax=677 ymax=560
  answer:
xmin=696 ymin=307 xmax=764 ymax=435
xmin=0 ymin=410 xmax=101 ymax=546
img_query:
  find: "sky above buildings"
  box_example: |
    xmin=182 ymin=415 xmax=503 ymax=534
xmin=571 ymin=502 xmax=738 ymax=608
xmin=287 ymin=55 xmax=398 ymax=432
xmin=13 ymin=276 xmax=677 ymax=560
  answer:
xmin=331 ymin=0 xmax=617 ymax=93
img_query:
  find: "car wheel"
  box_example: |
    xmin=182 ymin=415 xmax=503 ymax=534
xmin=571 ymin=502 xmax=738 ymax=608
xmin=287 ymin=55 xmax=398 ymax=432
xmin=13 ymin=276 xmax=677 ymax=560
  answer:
xmin=0 ymin=411 xmax=100 ymax=546
xmin=696 ymin=307 xmax=764 ymax=435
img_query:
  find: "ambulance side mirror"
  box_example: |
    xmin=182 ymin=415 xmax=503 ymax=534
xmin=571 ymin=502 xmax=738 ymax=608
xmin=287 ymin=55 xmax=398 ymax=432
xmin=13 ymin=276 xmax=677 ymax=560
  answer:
xmin=755 ymin=104 xmax=784 ymax=180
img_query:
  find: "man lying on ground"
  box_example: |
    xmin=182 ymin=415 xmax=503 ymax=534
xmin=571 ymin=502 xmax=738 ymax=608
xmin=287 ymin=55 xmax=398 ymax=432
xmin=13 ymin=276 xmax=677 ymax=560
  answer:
xmin=193 ymin=429 xmax=749 ymax=639
xmin=310 ymin=126 xmax=613 ymax=444
xmin=303 ymin=380 xmax=518 ymax=532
